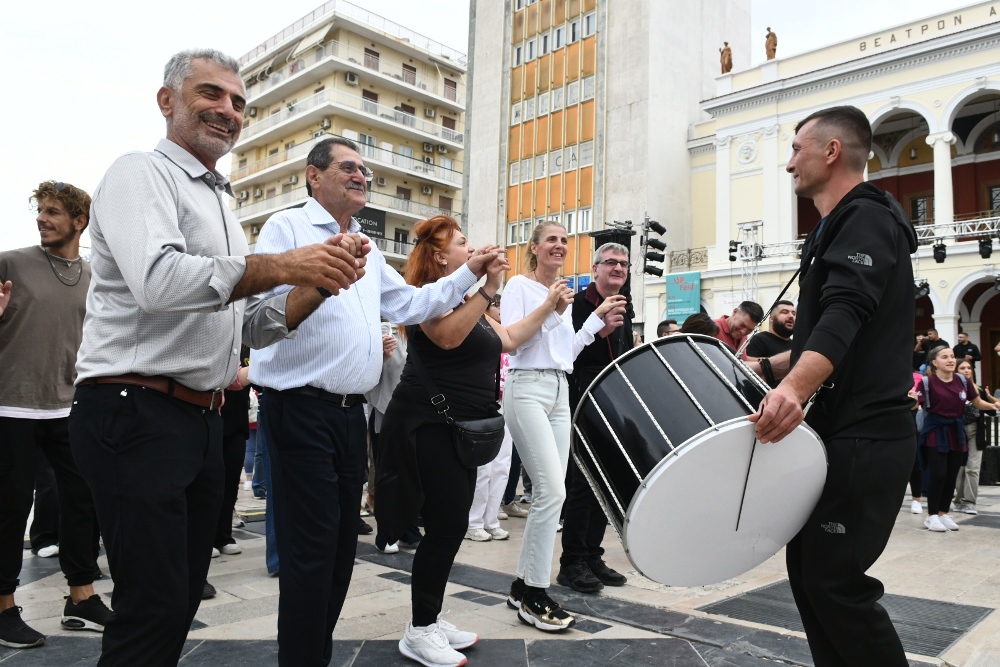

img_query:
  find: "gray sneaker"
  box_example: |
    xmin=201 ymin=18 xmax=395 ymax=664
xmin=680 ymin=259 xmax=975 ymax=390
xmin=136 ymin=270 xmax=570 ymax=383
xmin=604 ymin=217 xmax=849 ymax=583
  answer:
xmin=500 ymin=501 xmax=529 ymax=518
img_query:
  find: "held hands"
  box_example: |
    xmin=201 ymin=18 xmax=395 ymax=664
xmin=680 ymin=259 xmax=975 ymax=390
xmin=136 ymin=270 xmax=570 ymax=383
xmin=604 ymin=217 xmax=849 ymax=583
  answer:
xmin=595 ymin=294 xmax=627 ymax=323
xmin=467 ymin=245 xmax=502 ymax=279
xmin=280 ymin=233 xmax=366 ymax=297
xmin=0 ymin=281 xmax=10 ymax=318
xmin=543 ymin=279 xmax=574 ymax=315
xmin=748 ymin=384 xmax=805 ymax=443
xmin=483 ymin=249 xmax=510 ymax=292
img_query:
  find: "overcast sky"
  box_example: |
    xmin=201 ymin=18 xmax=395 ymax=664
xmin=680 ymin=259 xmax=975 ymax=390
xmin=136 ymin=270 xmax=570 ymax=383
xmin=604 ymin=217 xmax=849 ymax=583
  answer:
xmin=1 ymin=0 xmax=973 ymax=251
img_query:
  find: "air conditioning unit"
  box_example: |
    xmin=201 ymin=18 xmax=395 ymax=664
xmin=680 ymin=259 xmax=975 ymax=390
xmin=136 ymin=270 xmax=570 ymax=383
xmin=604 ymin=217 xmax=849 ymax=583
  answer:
xmin=250 ymin=225 xmax=260 ymax=235
xmin=423 ymin=156 xmax=434 ymax=164
xmin=248 ymin=107 xmax=258 ymax=118
xmin=313 ymin=131 xmax=326 ymax=138
xmin=238 ymin=190 xmax=248 ymax=200
xmin=345 ymin=71 xmax=359 ymax=86
xmin=424 ymin=108 xmax=436 ymax=118
xmin=437 ymin=145 xmax=449 ymax=154
xmin=375 ymin=176 xmax=387 ymax=186
xmin=288 ymin=175 xmax=298 ymax=184
xmin=422 ymin=142 xmax=434 ymax=152
xmin=421 ymin=185 xmax=433 ymax=195
xmin=320 ymin=118 xmax=331 ymax=129
xmin=253 ymin=188 xmax=263 ymax=197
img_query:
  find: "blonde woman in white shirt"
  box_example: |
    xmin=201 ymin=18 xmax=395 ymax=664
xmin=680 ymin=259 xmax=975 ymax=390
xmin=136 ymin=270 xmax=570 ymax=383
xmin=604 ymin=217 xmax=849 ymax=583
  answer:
xmin=500 ymin=222 xmax=625 ymax=632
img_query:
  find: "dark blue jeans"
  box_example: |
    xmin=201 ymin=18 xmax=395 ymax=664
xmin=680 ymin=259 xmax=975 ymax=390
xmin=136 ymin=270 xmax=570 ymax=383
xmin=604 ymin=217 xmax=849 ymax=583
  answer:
xmin=256 ymin=414 xmax=279 ymax=575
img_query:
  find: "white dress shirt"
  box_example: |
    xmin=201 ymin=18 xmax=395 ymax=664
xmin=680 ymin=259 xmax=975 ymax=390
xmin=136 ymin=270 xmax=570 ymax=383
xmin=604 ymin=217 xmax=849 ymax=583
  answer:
xmin=248 ymin=198 xmax=477 ymax=395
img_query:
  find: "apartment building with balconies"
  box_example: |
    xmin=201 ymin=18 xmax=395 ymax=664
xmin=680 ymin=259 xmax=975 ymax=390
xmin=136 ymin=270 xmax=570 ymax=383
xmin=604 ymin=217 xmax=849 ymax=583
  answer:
xmin=231 ymin=0 xmax=467 ymax=268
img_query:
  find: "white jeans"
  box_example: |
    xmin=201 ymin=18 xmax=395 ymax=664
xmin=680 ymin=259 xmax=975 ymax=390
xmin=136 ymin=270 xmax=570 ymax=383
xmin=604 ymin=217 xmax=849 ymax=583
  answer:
xmin=468 ymin=426 xmax=513 ymax=530
xmin=956 ymin=422 xmax=983 ymax=506
xmin=503 ymin=369 xmax=571 ymax=588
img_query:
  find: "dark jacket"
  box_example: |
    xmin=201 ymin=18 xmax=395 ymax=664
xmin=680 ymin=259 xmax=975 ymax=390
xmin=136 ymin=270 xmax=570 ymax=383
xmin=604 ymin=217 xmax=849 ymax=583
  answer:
xmin=793 ymin=182 xmax=919 ymax=441
xmin=568 ymin=283 xmax=634 ymax=411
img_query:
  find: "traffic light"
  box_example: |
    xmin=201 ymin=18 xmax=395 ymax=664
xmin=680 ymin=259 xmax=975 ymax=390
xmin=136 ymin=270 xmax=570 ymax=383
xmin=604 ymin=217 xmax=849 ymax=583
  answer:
xmin=728 ymin=240 xmax=738 ymax=262
xmin=642 ymin=218 xmax=665 ymax=277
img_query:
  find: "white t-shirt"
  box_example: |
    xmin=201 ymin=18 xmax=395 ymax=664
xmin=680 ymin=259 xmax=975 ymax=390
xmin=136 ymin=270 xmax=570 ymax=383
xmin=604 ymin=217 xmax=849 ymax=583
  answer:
xmin=500 ymin=274 xmax=605 ymax=372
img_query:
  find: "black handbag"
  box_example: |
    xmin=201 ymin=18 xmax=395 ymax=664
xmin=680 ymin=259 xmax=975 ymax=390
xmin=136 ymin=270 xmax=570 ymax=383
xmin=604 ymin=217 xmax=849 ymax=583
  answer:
xmin=407 ymin=341 xmax=504 ymax=470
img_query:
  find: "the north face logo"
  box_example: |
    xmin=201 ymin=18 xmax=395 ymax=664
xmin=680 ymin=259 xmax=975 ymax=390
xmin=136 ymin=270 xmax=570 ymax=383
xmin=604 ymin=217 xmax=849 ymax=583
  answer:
xmin=848 ymin=253 xmax=872 ymax=266
xmin=820 ymin=522 xmax=846 ymax=534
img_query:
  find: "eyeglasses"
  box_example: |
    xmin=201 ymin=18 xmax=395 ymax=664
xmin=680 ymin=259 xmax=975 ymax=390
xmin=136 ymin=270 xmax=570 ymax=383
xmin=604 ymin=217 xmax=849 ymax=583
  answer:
xmin=596 ymin=259 xmax=631 ymax=269
xmin=334 ymin=161 xmax=373 ymax=182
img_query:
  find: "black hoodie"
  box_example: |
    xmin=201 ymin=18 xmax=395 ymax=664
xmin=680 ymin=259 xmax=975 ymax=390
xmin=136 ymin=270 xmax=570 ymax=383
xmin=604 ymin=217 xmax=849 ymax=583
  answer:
xmin=792 ymin=182 xmax=919 ymax=441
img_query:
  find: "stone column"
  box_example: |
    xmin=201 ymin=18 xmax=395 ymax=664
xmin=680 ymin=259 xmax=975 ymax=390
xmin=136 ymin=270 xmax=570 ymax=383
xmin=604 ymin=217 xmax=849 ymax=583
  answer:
xmin=762 ymin=125 xmax=781 ymax=245
xmin=925 ymin=131 xmax=956 ymax=229
xmin=933 ymin=312 xmax=960 ymax=351
xmin=711 ymin=135 xmax=732 ymax=267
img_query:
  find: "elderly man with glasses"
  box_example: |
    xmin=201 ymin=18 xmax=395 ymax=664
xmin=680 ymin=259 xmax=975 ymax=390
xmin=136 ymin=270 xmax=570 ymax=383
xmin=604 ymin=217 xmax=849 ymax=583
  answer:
xmin=248 ymin=136 xmax=501 ymax=667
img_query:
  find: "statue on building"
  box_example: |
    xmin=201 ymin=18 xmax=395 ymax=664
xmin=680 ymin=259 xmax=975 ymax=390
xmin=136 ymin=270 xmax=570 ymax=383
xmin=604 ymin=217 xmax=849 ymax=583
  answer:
xmin=765 ymin=27 xmax=778 ymax=60
xmin=720 ymin=42 xmax=733 ymax=74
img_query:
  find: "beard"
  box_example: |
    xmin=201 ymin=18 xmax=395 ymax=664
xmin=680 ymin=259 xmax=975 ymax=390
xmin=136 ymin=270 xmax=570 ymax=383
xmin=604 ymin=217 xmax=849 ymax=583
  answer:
xmin=773 ymin=319 xmax=794 ymax=339
xmin=40 ymin=227 xmax=78 ymax=250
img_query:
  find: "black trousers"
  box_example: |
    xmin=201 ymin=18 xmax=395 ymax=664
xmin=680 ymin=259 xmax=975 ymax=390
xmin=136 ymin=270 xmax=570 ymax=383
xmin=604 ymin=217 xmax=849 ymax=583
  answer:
xmin=559 ymin=457 xmax=607 ymax=567
xmin=214 ymin=425 xmax=248 ymax=549
xmin=70 ymin=384 xmax=223 ymax=667
xmin=925 ymin=449 xmax=965 ymax=515
xmin=787 ymin=435 xmax=913 ymax=667
xmin=411 ymin=423 xmax=476 ymax=627
xmin=29 ymin=453 xmax=60 ymax=552
xmin=262 ymin=391 xmax=366 ymax=667
xmin=0 ymin=416 xmax=100 ymax=595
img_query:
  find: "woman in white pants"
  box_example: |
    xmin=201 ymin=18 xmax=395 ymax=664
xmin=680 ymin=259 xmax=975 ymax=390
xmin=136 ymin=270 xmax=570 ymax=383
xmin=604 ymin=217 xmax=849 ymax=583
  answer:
xmin=500 ymin=222 xmax=625 ymax=632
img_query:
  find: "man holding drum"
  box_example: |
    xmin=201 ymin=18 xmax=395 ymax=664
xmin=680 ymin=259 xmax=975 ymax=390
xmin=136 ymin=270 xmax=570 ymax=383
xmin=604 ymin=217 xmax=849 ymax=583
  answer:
xmin=750 ymin=105 xmax=918 ymax=667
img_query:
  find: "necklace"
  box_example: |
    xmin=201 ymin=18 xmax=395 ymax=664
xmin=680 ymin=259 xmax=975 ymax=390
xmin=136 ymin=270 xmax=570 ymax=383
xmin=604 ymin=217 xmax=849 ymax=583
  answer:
xmin=40 ymin=247 xmax=83 ymax=287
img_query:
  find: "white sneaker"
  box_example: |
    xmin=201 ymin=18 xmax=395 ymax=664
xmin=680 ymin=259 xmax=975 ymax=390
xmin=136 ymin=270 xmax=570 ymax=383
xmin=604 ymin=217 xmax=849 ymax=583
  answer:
xmin=242 ymin=480 xmax=252 ymax=491
xmin=379 ymin=542 xmax=400 ymax=554
xmin=36 ymin=545 xmax=59 ymax=558
xmin=211 ymin=547 xmax=221 ymax=558
xmin=939 ymin=514 xmax=960 ymax=531
xmin=232 ymin=510 xmax=245 ymax=528
xmin=436 ymin=611 xmax=478 ymax=649
xmin=497 ymin=510 xmax=508 ymax=520
xmin=485 ymin=527 xmax=509 ymax=541
xmin=464 ymin=528 xmax=492 ymax=542
xmin=910 ymin=500 xmax=923 ymax=514
xmin=398 ymin=621 xmax=468 ymax=667
xmin=924 ymin=515 xmax=946 ymax=532
xmin=220 ymin=543 xmax=242 ymax=555
xmin=963 ymin=505 xmax=978 ymax=515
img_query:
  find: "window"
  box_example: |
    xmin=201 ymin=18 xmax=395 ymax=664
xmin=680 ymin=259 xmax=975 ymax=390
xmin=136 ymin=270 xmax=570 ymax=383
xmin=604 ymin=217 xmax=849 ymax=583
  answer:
xmin=521 ymin=158 xmax=533 ymax=183
xmin=524 ymin=97 xmax=535 ymax=121
xmin=268 ymin=147 xmax=279 ymax=156
xmin=564 ymin=144 xmax=579 ymax=171
xmin=513 ymin=45 xmax=523 ymax=67
xmin=362 ymin=90 xmax=379 ymax=114
xmin=516 ymin=0 xmax=524 ymax=8
xmin=580 ymin=140 xmax=594 ymax=167
xmin=527 ymin=38 xmax=537 ymax=62
xmin=510 ymin=161 xmax=521 ymax=186
xmin=521 ymin=220 xmax=532 ymax=242
xmin=583 ymin=76 xmax=595 ymax=101
xmin=910 ymin=196 xmax=933 ymax=224
xmin=552 ymin=87 xmax=564 ymax=111
xmin=583 ymin=12 xmax=596 ymax=37
xmin=569 ymin=20 xmax=580 ymax=43
xmin=567 ymin=81 xmax=580 ymax=106
xmin=549 ymin=149 xmax=563 ymax=174
xmin=511 ymin=102 xmax=522 ymax=125
xmin=359 ymin=133 xmax=377 ymax=159
xmin=444 ymin=78 xmax=457 ymax=102
xmin=554 ymin=26 xmax=565 ymax=49
xmin=440 ymin=156 xmax=454 ymax=171
xmin=402 ymin=64 xmax=417 ymax=85
xmin=540 ymin=33 xmax=550 ymax=56
xmin=238 ymin=158 xmax=247 ymax=168
xmin=282 ymin=183 xmax=293 ymax=194
xmin=438 ymin=196 xmax=453 ymax=212
xmin=990 ymin=186 xmax=1000 ymax=213
xmin=538 ymin=92 xmax=550 ymax=115
xmin=564 ymin=209 xmax=576 ymax=234
xmin=364 ymin=48 xmax=380 ymax=71
xmin=508 ymin=222 xmax=520 ymax=245
xmin=266 ymin=187 xmax=277 ymax=199
xmin=578 ymin=208 xmax=592 ymax=232
xmin=342 ymin=129 xmax=359 ymax=141
xmin=535 ymin=154 xmax=547 ymax=179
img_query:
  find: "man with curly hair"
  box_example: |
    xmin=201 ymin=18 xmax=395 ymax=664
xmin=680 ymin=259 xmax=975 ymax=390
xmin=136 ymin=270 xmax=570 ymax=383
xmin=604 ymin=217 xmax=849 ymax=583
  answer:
xmin=0 ymin=181 xmax=112 ymax=650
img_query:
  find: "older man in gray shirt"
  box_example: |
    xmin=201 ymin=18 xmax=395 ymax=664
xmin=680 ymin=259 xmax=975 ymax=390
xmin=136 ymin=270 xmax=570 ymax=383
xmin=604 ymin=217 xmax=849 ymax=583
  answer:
xmin=69 ymin=49 xmax=367 ymax=667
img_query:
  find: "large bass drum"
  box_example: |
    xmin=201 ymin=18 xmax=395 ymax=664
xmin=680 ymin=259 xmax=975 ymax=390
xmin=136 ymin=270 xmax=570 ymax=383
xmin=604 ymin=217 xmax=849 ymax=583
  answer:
xmin=572 ymin=334 xmax=827 ymax=587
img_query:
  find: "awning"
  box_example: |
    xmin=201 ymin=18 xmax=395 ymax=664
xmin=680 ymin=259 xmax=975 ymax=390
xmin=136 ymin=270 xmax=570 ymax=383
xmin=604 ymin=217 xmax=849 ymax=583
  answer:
xmin=292 ymin=25 xmax=329 ymax=58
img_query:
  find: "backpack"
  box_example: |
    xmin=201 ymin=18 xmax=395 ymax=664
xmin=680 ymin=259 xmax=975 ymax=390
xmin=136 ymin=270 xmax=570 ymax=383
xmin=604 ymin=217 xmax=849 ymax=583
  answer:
xmin=920 ymin=374 xmax=968 ymax=411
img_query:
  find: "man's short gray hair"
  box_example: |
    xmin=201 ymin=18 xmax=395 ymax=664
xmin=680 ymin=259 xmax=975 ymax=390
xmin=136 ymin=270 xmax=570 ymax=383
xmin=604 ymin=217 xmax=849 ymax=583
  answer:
xmin=594 ymin=242 xmax=629 ymax=262
xmin=163 ymin=49 xmax=241 ymax=91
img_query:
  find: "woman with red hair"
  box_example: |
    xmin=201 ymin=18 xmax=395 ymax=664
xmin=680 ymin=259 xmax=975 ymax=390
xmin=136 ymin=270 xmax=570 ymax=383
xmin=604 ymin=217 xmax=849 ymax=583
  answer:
xmin=376 ymin=216 xmax=570 ymax=667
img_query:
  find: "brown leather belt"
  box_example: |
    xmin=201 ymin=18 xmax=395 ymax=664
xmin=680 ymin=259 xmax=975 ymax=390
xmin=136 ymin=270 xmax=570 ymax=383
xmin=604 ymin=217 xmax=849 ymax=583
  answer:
xmin=90 ymin=374 xmax=224 ymax=410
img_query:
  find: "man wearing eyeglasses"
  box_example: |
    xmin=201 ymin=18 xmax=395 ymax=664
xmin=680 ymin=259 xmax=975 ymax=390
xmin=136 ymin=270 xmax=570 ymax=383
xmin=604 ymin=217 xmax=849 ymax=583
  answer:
xmin=556 ymin=242 xmax=631 ymax=594
xmin=248 ymin=136 xmax=502 ymax=666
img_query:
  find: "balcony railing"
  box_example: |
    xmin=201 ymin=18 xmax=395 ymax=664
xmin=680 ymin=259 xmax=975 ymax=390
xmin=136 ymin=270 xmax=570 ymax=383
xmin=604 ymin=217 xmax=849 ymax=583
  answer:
xmin=238 ymin=0 xmax=468 ymax=68
xmin=231 ymin=140 xmax=315 ymax=181
xmin=372 ymin=236 xmax=413 ymax=257
xmin=239 ymin=88 xmax=465 ymax=145
xmin=235 ymin=184 xmax=461 ymax=221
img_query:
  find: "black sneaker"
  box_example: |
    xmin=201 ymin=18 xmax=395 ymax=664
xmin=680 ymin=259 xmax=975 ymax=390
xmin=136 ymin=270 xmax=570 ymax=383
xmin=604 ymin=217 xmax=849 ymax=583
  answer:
xmin=587 ymin=559 xmax=627 ymax=586
xmin=0 ymin=606 xmax=45 ymax=648
xmin=506 ymin=577 xmax=525 ymax=609
xmin=518 ymin=588 xmax=575 ymax=632
xmin=202 ymin=582 xmax=217 ymax=600
xmin=358 ymin=519 xmax=373 ymax=535
xmin=557 ymin=561 xmax=604 ymax=593
xmin=61 ymin=594 xmax=114 ymax=632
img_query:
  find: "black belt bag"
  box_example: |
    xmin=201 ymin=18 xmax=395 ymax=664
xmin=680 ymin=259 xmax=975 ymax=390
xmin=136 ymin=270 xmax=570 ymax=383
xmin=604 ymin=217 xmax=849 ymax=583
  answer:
xmin=408 ymin=343 xmax=504 ymax=470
